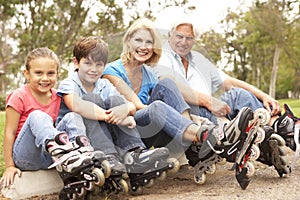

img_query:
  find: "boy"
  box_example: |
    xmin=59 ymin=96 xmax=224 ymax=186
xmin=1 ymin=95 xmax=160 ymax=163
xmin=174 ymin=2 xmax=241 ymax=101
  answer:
xmin=56 ymin=36 xmax=170 ymax=194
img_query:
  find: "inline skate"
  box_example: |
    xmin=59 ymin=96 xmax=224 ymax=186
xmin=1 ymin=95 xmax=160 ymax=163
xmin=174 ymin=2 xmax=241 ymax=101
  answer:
xmin=272 ymin=103 xmax=300 ymax=170
xmin=186 ymin=107 xmax=266 ymax=190
xmin=91 ymin=154 xmax=129 ymax=197
xmin=124 ymin=147 xmax=180 ymax=195
xmin=46 ymin=132 xmax=110 ymax=200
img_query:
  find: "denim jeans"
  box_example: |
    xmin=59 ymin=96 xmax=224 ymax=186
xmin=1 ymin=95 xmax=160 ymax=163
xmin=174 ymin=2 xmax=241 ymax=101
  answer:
xmin=135 ymin=78 xmax=193 ymax=150
xmin=13 ymin=110 xmax=82 ymax=170
xmin=190 ymin=87 xmax=264 ymax=124
xmin=148 ymin=78 xmax=191 ymax=113
xmin=82 ymin=93 xmax=145 ymax=157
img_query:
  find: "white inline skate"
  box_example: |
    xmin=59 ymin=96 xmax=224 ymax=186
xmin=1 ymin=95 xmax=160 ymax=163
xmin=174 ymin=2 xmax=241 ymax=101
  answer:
xmin=46 ymin=132 xmax=110 ymax=200
xmin=186 ymin=107 xmax=266 ymax=190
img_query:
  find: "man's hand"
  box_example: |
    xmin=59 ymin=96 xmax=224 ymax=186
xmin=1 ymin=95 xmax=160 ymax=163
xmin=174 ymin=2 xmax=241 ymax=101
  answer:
xmin=262 ymin=95 xmax=281 ymax=116
xmin=207 ymin=97 xmax=231 ymax=117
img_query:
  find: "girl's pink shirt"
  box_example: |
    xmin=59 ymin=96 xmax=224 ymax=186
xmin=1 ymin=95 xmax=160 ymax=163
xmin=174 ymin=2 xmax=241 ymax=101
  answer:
xmin=6 ymin=84 xmax=61 ymax=139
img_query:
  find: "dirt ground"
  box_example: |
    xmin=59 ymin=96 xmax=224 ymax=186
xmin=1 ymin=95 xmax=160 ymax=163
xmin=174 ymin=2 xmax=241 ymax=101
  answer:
xmin=1 ymin=149 xmax=299 ymax=200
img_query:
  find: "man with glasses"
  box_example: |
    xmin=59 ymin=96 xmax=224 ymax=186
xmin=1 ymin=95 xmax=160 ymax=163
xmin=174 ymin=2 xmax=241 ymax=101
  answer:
xmin=153 ymin=19 xmax=292 ymax=178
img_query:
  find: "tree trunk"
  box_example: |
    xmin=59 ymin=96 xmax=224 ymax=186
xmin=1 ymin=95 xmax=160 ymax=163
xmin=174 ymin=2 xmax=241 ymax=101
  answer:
xmin=269 ymin=44 xmax=280 ymax=98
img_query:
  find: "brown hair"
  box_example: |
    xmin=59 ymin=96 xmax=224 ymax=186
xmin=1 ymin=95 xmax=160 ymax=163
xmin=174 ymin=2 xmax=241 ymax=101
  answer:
xmin=121 ymin=18 xmax=162 ymax=67
xmin=25 ymin=47 xmax=60 ymax=71
xmin=73 ymin=36 xmax=108 ymax=64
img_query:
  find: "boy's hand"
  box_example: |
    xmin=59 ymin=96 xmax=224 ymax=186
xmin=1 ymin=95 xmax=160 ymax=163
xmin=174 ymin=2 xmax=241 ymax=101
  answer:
xmin=119 ymin=116 xmax=136 ymax=128
xmin=0 ymin=166 xmax=22 ymax=187
xmin=105 ymin=104 xmax=130 ymax=124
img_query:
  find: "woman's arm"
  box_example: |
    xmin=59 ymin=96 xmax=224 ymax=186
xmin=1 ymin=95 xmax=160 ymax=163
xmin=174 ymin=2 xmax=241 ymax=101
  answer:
xmin=103 ymin=74 xmax=147 ymax=110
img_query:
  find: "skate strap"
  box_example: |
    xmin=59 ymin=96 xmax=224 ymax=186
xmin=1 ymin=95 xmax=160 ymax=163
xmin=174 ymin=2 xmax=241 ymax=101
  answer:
xmin=284 ymin=104 xmax=300 ymax=121
xmin=291 ymin=121 xmax=300 ymax=170
xmin=48 ymin=150 xmax=80 ymax=169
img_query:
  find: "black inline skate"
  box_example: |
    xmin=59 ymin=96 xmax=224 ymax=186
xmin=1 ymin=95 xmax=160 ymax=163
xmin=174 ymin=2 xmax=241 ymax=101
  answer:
xmin=92 ymin=154 xmax=129 ymax=197
xmin=186 ymin=107 xmax=262 ymax=190
xmin=272 ymin=103 xmax=300 ymax=151
xmin=256 ymin=125 xmax=291 ymax=177
xmin=272 ymin=103 xmax=300 ymax=170
xmin=46 ymin=132 xmax=110 ymax=200
xmin=124 ymin=147 xmax=180 ymax=195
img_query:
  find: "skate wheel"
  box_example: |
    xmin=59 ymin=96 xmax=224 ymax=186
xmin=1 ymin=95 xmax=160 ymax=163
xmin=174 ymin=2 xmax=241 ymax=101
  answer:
xmin=194 ymin=173 xmax=206 ymax=185
xmin=205 ymin=164 xmax=216 ymax=175
xmin=245 ymin=161 xmax=255 ymax=177
xmin=131 ymin=186 xmax=143 ymax=196
xmin=167 ymin=157 xmax=180 ymax=174
xmin=92 ymin=168 xmax=105 ymax=186
xmin=101 ymin=160 xmax=111 ymax=178
xmin=144 ymin=179 xmax=154 ymax=188
xmin=157 ymin=171 xmax=167 ymax=181
xmin=254 ymin=108 xmax=271 ymax=125
xmin=77 ymin=187 xmax=87 ymax=198
xmin=85 ymin=181 xmax=95 ymax=191
xmin=119 ymin=179 xmax=129 ymax=194
xmin=270 ymin=134 xmax=286 ymax=146
xmin=217 ymin=158 xmax=227 ymax=165
xmin=255 ymin=127 xmax=265 ymax=143
xmin=67 ymin=192 xmax=78 ymax=200
xmin=249 ymin=144 xmax=260 ymax=160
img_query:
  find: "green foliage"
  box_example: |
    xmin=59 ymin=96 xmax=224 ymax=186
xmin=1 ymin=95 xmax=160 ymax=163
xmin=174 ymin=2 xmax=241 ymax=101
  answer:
xmin=220 ymin=0 xmax=300 ymax=98
xmin=0 ymin=95 xmax=5 ymax=111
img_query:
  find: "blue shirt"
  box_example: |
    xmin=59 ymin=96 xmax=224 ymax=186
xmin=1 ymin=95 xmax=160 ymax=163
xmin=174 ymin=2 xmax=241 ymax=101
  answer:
xmin=56 ymin=71 xmax=121 ymax=123
xmin=103 ymin=59 xmax=159 ymax=104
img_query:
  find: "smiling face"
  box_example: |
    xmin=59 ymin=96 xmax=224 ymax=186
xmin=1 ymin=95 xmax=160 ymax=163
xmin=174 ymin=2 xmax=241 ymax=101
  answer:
xmin=24 ymin=57 xmax=58 ymax=95
xmin=128 ymin=29 xmax=154 ymax=65
xmin=74 ymin=57 xmax=105 ymax=89
xmin=168 ymin=23 xmax=195 ymax=58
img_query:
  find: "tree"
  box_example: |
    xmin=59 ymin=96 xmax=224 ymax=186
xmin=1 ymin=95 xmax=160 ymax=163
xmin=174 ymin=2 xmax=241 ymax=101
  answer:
xmin=221 ymin=0 xmax=300 ymax=98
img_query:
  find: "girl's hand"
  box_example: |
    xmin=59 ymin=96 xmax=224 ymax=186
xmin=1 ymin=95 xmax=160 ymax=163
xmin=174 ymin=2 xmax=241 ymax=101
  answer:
xmin=0 ymin=166 xmax=22 ymax=187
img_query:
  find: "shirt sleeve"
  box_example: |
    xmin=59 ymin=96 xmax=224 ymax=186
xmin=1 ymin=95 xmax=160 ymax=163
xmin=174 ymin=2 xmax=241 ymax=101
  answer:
xmin=6 ymin=89 xmax=24 ymax=114
xmin=57 ymin=78 xmax=81 ymax=97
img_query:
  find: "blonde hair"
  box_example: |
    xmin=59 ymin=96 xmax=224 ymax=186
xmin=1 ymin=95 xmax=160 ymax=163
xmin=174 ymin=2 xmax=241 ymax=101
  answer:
xmin=121 ymin=18 xmax=162 ymax=66
xmin=25 ymin=47 xmax=60 ymax=71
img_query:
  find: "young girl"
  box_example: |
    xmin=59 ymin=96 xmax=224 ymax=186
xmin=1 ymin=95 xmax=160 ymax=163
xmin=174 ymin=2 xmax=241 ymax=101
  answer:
xmin=0 ymin=47 xmax=97 ymax=189
xmin=0 ymin=47 xmax=61 ymax=187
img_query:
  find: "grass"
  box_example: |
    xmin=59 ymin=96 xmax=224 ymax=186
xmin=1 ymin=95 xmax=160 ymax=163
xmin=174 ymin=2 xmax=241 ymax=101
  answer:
xmin=0 ymin=99 xmax=299 ymax=177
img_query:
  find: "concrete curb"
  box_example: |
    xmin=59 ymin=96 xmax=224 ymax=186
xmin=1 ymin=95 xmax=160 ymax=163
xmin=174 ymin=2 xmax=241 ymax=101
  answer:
xmin=1 ymin=169 xmax=63 ymax=200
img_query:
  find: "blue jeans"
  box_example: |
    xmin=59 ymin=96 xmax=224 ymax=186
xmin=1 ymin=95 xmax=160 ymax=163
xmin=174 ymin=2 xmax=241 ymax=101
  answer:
xmin=134 ymin=78 xmax=193 ymax=150
xmin=190 ymin=88 xmax=264 ymax=124
xmin=82 ymin=93 xmax=145 ymax=156
xmin=13 ymin=110 xmax=82 ymax=170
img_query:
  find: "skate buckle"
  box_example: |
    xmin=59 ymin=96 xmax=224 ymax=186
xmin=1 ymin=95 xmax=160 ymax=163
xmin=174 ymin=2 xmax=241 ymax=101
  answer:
xmin=207 ymin=141 xmax=224 ymax=154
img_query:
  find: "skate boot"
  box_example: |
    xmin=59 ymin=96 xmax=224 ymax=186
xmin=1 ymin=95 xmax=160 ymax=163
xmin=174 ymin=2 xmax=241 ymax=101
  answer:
xmin=272 ymin=103 xmax=300 ymax=170
xmin=272 ymin=103 xmax=300 ymax=151
xmin=256 ymin=126 xmax=291 ymax=176
xmin=124 ymin=147 xmax=180 ymax=195
xmin=95 ymin=154 xmax=129 ymax=196
xmin=187 ymin=107 xmax=259 ymax=190
xmin=46 ymin=132 xmax=108 ymax=199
